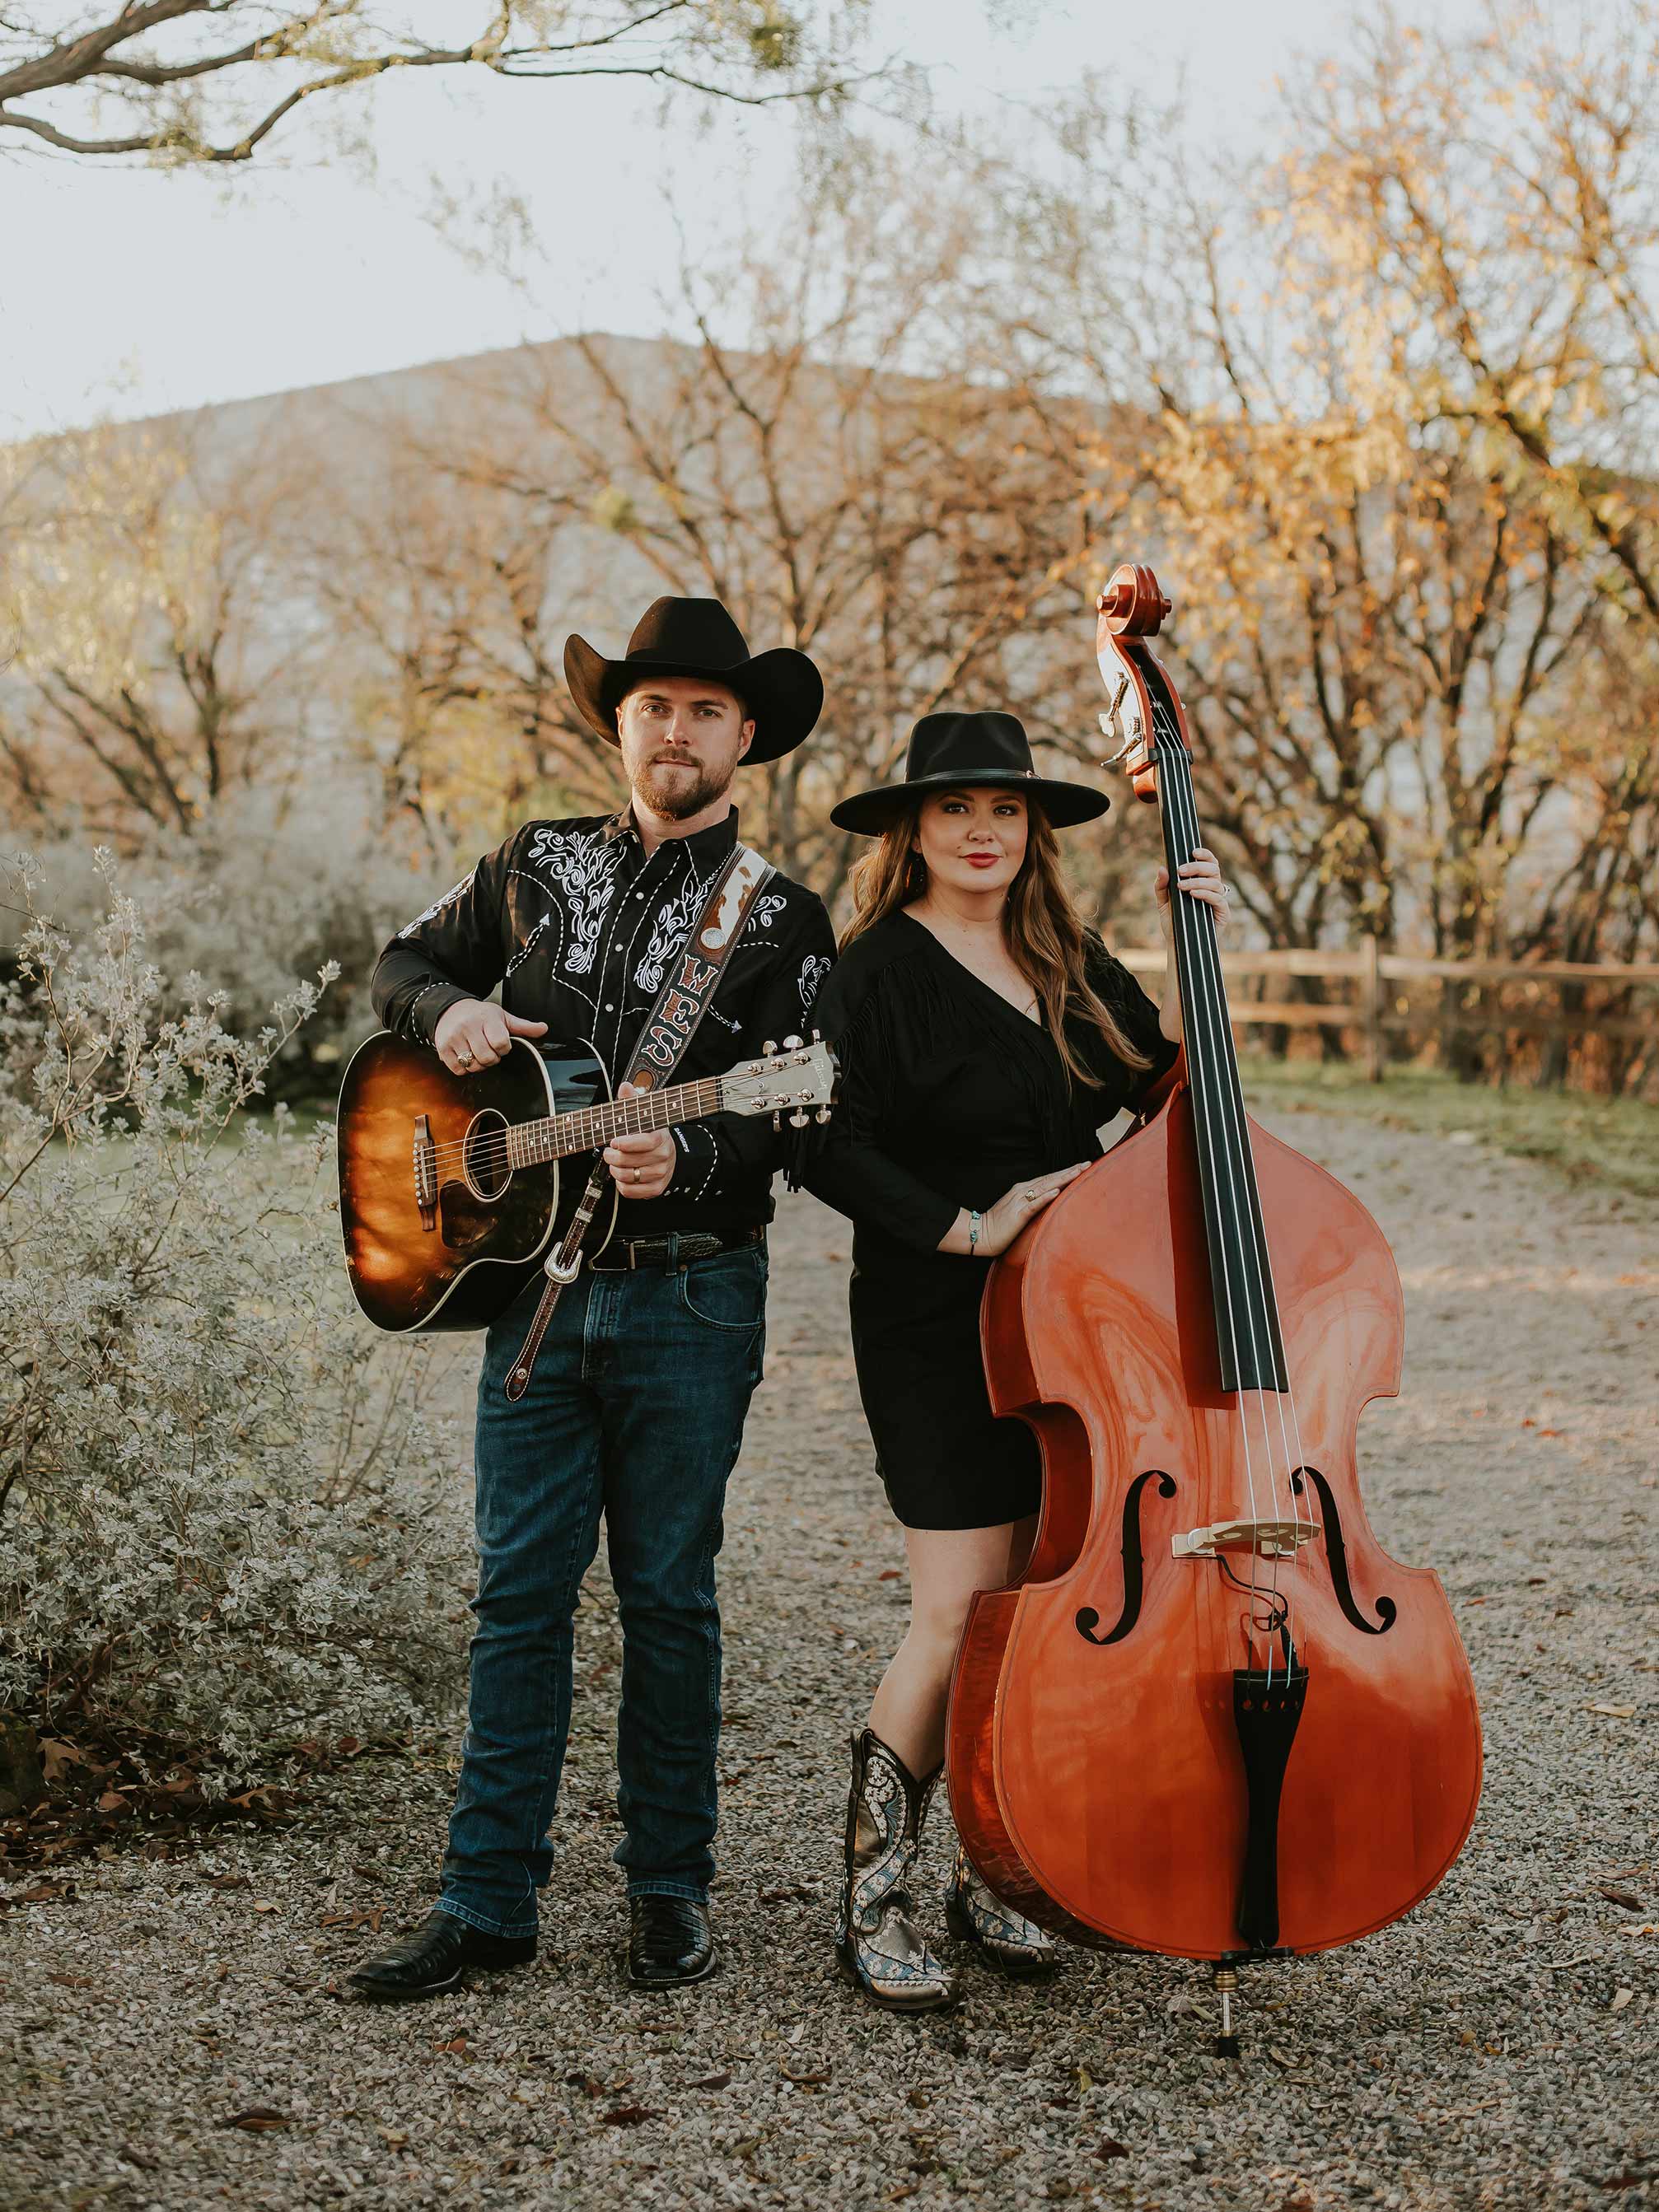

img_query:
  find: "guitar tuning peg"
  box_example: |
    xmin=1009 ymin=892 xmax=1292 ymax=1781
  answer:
xmin=783 ymin=1034 xmax=802 ymax=1051
xmin=763 ymin=1039 xmax=778 ymax=1056
xmin=789 ymin=1108 xmax=809 ymax=1128
xmin=810 ymin=1027 xmax=820 ymax=1042
xmin=772 ymin=1109 xmax=781 ymax=1132
xmin=815 ymin=1106 xmax=831 ymax=1124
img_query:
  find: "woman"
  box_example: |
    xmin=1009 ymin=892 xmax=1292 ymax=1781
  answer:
xmin=804 ymin=709 xmax=1229 ymax=2011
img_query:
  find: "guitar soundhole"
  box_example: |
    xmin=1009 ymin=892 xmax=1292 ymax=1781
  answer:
xmin=461 ymin=1109 xmax=512 ymax=1202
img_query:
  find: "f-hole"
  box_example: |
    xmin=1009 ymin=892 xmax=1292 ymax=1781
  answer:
xmin=1292 ymin=1465 xmax=1396 ymax=1636
xmin=1076 ymin=1470 xmax=1177 ymax=1646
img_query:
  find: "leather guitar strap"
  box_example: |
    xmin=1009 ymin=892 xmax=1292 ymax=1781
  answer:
xmin=504 ymin=842 xmax=775 ymax=1403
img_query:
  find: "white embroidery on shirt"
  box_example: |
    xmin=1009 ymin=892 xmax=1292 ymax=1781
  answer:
xmin=798 ymin=953 xmax=831 ymax=1014
xmin=750 ymin=894 xmax=787 ymax=932
xmin=397 ymin=875 xmax=471 ymax=938
xmin=524 ymin=827 xmax=623 ymax=976
xmin=505 ymin=914 xmax=550 ymax=978
xmin=633 ymin=863 xmax=719 ymax=996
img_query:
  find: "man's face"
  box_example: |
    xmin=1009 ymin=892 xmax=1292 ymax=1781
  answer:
xmin=616 ymin=677 xmax=755 ymax=819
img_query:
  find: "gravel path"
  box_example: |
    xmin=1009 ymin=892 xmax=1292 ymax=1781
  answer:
xmin=5 ymin=1105 xmax=1656 ymax=2210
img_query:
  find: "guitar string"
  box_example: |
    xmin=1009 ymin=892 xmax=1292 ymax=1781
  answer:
xmin=1159 ymin=698 xmax=1300 ymax=1681
xmin=417 ymin=1078 xmax=728 ymax=1174
xmin=1156 ymin=709 xmax=1309 ymax=1678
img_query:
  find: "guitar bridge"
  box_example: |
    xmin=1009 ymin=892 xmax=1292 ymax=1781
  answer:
xmin=413 ymin=1113 xmax=437 ymax=1233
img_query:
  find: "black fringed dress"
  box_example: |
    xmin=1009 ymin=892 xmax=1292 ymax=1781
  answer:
xmin=803 ymin=912 xmax=1178 ymax=1531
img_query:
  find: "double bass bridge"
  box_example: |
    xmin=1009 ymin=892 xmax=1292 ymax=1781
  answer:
xmin=1171 ymin=1517 xmax=1320 ymax=1561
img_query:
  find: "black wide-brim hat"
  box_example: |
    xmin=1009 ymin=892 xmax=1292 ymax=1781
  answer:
xmin=830 ymin=710 xmax=1110 ymax=835
xmin=563 ymin=596 xmax=823 ymax=766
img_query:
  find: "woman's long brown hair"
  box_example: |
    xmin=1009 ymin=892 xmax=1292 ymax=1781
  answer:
xmin=841 ymin=793 xmax=1152 ymax=1085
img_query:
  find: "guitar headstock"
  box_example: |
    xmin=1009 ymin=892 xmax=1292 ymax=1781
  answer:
xmin=722 ymin=1035 xmax=839 ymax=1125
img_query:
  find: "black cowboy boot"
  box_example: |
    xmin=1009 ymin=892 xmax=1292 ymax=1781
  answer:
xmin=627 ymin=1894 xmax=716 ymax=1988
xmin=944 ymin=1838 xmax=1059 ymax=1979
xmin=834 ymin=1727 xmax=957 ymax=2012
xmin=345 ymin=1908 xmax=535 ymax=2003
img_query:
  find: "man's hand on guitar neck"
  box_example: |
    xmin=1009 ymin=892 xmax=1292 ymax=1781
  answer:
xmin=433 ymin=998 xmax=548 ymax=1075
xmin=603 ymin=1082 xmax=677 ymax=1201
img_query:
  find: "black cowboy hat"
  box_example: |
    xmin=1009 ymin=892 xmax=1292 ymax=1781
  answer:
xmin=830 ymin=711 xmax=1110 ymax=835
xmin=563 ymin=596 xmax=823 ymax=765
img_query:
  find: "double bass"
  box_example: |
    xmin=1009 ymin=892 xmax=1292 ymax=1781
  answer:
xmin=946 ymin=563 xmax=1482 ymax=2051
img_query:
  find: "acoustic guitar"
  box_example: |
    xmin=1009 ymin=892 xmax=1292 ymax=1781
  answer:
xmin=337 ymin=1031 xmax=836 ymax=1333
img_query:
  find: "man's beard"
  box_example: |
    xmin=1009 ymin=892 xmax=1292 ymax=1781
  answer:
xmin=635 ymin=754 xmax=733 ymax=820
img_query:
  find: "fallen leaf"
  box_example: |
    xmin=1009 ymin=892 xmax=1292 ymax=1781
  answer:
xmin=224 ymin=2108 xmax=288 ymax=2133
xmin=564 ymin=2071 xmax=602 ymax=2097
xmin=1539 ymin=1428 xmax=1563 ymax=1438
xmin=878 ymin=1569 xmax=902 ymax=1581
xmin=1077 ymin=2065 xmax=1093 ymax=2093
xmin=689 ymin=2072 xmax=731 ymax=2090
xmin=780 ymin=2065 xmax=831 ymax=2087
xmin=96 ymin=1790 xmax=129 ymax=1814
xmin=602 ymin=2105 xmax=658 ymax=2127
xmin=119 ymin=2144 xmax=158 ymax=2172
xmin=5 ymin=1881 xmax=74 ymax=1906
xmin=1598 ymin=1887 xmax=1644 ymax=1910
xmin=39 ymin=1741 xmax=85 ymax=1783
xmin=203 ymin=1874 xmax=250 ymax=1892
xmin=434 ymin=2033 xmax=469 ymax=2056
xmin=1587 ymin=1704 xmax=1638 ymax=1719
xmin=46 ymin=1972 xmax=96 ymax=1989
xmin=253 ymin=1901 xmax=278 ymax=1915
xmin=1610 ymin=1988 xmax=1633 ymax=2012
xmin=1096 ymin=2140 xmax=1130 ymax=2160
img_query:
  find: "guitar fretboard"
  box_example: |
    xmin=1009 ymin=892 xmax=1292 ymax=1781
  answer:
xmin=506 ymin=1076 xmax=727 ymax=1169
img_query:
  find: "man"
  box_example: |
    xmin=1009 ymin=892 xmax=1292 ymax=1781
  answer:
xmin=348 ymin=598 xmax=836 ymax=1999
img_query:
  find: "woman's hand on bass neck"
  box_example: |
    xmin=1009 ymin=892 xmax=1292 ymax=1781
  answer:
xmin=938 ymin=1164 xmax=1089 ymax=1258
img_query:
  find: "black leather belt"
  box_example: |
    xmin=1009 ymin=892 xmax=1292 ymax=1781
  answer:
xmin=587 ymin=1227 xmax=763 ymax=1273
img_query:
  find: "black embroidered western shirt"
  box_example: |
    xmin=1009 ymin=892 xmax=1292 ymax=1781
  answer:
xmin=369 ymin=808 xmax=837 ymax=1241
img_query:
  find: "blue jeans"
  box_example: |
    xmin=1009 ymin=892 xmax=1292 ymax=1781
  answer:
xmin=439 ymin=1239 xmax=767 ymax=1937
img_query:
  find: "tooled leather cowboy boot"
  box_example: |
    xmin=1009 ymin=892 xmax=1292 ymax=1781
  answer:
xmin=834 ymin=1726 xmax=958 ymax=2012
xmin=944 ymin=1839 xmax=1059 ymax=1980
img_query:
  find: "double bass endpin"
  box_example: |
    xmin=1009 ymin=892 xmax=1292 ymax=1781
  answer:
xmin=1212 ymin=1963 xmax=1241 ymax=2060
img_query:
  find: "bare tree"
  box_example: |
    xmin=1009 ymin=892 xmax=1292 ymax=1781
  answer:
xmin=306 ymin=165 xmax=1120 ymax=909
xmin=0 ymin=3 xmax=881 ymax=165
xmin=0 ymin=414 xmax=325 ymax=840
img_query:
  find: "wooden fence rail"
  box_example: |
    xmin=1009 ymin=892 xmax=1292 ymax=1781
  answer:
xmin=1114 ymin=940 xmax=1659 ymax=1082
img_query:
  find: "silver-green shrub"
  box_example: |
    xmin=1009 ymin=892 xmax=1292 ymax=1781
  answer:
xmin=0 ymin=851 xmax=467 ymax=1776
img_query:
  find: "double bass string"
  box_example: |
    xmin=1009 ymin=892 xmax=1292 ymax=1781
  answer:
xmin=1157 ymin=724 xmax=1296 ymax=1674
xmin=1163 ymin=743 xmax=1318 ymax=1671
xmin=1152 ymin=705 xmax=1308 ymax=1679
xmin=1149 ymin=712 xmax=1282 ymax=1676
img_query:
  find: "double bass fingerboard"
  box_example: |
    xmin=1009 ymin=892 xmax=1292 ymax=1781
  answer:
xmin=1143 ymin=670 xmax=1289 ymax=1396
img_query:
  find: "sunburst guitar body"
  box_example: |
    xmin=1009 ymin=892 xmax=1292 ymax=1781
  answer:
xmin=336 ymin=1031 xmax=836 ymax=1333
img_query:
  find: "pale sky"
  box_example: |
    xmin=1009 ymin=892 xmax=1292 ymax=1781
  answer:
xmin=3 ymin=0 xmax=1495 ymax=440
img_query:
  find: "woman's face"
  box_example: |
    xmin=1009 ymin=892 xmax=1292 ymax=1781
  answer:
xmin=913 ymin=786 xmax=1030 ymax=899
